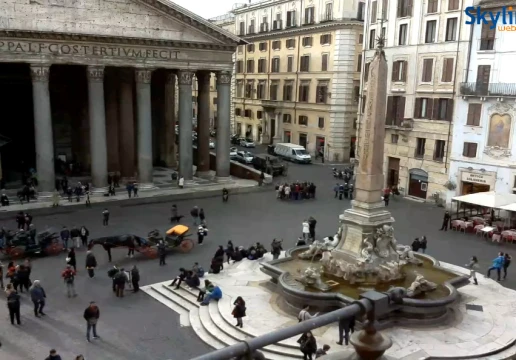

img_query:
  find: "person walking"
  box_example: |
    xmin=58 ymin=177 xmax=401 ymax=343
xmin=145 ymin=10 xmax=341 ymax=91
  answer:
xmin=504 ymin=253 xmax=512 ymax=280
xmin=85 ymin=190 xmax=91 ymax=207
xmin=271 ymin=238 xmax=283 ymax=260
xmin=199 ymin=208 xmax=206 ymax=224
xmin=45 ymin=349 xmax=62 ymax=360
xmin=62 ymin=265 xmax=77 ymax=297
xmin=102 ymin=208 xmax=110 ymax=226
xmin=114 ymin=269 xmax=128 ymax=297
xmin=6 ymin=284 xmax=21 ymax=325
xmin=298 ymin=305 xmax=318 ymax=322
xmin=222 ymin=188 xmax=229 ymax=202
xmin=83 ymin=301 xmax=100 ymax=342
xmin=486 ymin=252 xmax=505 ymax=282
xmin=85 ymin=250 xmax=97 ymax=278
xmin=336 ymin=314 xmax=355 ymax=346
xmin=170 ymin=204 xmax=184 ymax=223
xmin=158 ymin=240 xmax=167 ymax=266
xmin=440 ymin=211 xmax=451 ymax=231
xmin=29 ymin=280 xmax=47 ymax=317
xmin=419 ymin=236 xmax=427 ymax=253
xmin=383 ymin=188 xmax=390 ymax=206
xmin=80 ymin=226 xmax=89 ymax=248
xmin=308 ymin=217 xmax=317 ymax=241
xmin=131 ymin=265 xmax=140 ymax=292
xmin=302 ymin=220 xmax=310 ymax=241
xmin=190 ymin=206 xmax=200 ymax=226
xmin=466 ymin=256 xmax=479 ymax=285
xmin=70 ymin=226 xmax=80 ymax=249
xmin=60 ymin=226 xmax=70 ymax=251
xmin=298 ymin=331 xmax=317 ymax=360
xmin=232 ymin=296 xmax=246 ymax=328
xmin=197 ymin=225 xmax=208 ymax=245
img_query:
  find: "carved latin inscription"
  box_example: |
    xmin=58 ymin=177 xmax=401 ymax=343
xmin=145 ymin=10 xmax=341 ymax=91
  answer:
xmin=217 ymin=71 xmax=231 ymax=85
xmin=30 ymin=65 xmax=50 ymax=82
xmin=178 ymin=71 xmax=194 ymax=85
xmin=87 ymin=66 xmax=104 ymax=82
xmin=135 ymin=69 xmax=152 ymax=84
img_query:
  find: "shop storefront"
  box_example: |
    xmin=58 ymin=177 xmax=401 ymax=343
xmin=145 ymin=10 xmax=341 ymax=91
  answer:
xmin=460 ymin=170 xmax=495 ymax=195
xmin=408 ymin=168 xmax=428 ymax=199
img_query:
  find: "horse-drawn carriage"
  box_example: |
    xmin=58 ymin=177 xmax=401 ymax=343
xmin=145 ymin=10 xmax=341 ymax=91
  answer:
xmin=89 ymin=225 xmax=195 ymax=259
xmin=0 ymin=229 xmax=62 ymax=258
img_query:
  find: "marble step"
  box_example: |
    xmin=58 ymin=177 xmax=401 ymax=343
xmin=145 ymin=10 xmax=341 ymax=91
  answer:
xmin=142 ymin=285 xmax=191 ymax=327
xmin=160 ymin=284 xmax=200 ymax=308
xmin=188 ymin=306 xmax=226 ymax=350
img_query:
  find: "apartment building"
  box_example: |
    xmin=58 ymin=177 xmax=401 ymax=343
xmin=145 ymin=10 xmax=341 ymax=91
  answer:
xmin=233 ymin=0 xmax=365 ymax=162
xmin=447 ymin=1 xmax=516 ymax=205
xmin=361 ymin=0 xmax=471 ymax=200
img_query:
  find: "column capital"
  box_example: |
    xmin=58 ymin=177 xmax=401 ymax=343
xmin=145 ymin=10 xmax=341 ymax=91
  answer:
xmin=30 ymin=65 xmax=50 ymax=82
xmin=196 ymin=71 xmax=211 ymax=85
xmin=87 ymin=66 xmax=105 ymax=82
xmin=135 ymin=69 xmax=153 ymax=84
xmin=178 ymin=70 xmax=195 ymax=86
xmin=165 ymin=71 xmax=176 ymax=85
xmin=216 ymin=71 xmax=232 ymax=85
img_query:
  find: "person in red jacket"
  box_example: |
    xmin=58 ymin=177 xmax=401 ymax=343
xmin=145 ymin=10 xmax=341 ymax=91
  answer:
xmin=61 ymin=265 xmax=77 ymax=297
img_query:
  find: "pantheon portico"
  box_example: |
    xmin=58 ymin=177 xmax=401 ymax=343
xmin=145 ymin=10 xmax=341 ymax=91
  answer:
xmin=0 ymin=0 xmax=241 ymax=192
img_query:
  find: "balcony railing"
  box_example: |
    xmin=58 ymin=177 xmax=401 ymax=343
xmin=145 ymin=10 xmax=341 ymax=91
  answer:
xmin=320 ymin=13 xmax=333 ymax=22
xmin=460 ymin=82 xmax=516 ymax=97
xmin=386 ymin=118 xmax=413 ymax=130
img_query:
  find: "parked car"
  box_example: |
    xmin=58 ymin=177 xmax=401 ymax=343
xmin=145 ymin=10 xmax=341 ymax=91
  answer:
xmin=267 ymin=145 xmax=276 ymax=155
xmin=209 ymin=140 xmax=215 ymax=149
xmin=240 ymin=138 xmax=255 ymax=148
xmin=230 ymin=147 xmax=238 ymax=159
xmin=251 ymin=154 xmax=285 ymax=176
xmin=236 ymin=151 xmax=254 ymax=164
xmin=274 ymin=143 xmax=311 ymax=163
xmin=230 ymin=135 xmax=240 ymax=145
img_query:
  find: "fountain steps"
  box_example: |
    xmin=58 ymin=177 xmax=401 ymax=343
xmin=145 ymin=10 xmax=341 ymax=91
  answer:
xmin=144 ymin=282 xmax=302 ymax=360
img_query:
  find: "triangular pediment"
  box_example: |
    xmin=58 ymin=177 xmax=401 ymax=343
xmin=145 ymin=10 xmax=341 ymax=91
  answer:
xmin=0 ymin=0 xmax=240 ymax=46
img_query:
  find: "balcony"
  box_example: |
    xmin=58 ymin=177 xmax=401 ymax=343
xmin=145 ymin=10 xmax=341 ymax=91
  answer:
xmin=259 ymin=23 xmax=269 ymax=33
xmin=320 ymin=13 xmax=333 ymax=23
xmin=460 ymin=82 xmax=516 ymax=97
xmin=385 ymin=118 xmax=414 ymax=130
xmin=272 ymin=20 xmax=282 ymax=30
xmin=247 ymin=25 xmax=256 ymax=35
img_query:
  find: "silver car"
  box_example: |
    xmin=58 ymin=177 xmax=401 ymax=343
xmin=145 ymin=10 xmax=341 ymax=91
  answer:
xmin=236 ymin=151 xmax=254 ymax=164
xmin=239 ymin=139 xmax=255 ymax=148
xmin=230 ymin=147 xmax=238 ymax=159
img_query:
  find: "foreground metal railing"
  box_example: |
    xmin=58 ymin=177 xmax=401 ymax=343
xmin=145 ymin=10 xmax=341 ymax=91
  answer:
xmin=191 ymin=291 xmax=391 ymax=360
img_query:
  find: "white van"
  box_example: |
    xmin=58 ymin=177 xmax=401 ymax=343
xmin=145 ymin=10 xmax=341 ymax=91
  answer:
xmin=274 ymin=143 xmax=312 ymax=163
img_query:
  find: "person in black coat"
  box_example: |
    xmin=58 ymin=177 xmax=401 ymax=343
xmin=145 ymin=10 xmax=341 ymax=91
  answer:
xmin=6 ymin=287 xmax=21 ymax=325
xmin=308 ymin=217 xmax=317 ymax=240
xmin=440 ymin=211 xmax=451 ymax=231
xmin=214 ymin=246 xmax=225 ymax=269
xmin=85 ymin=251 xmax=97 ymax=278
xmin=232 ymin=296 xmax=246 ymax=328
xmin=131 ymin=265 xmax=140 ymax=292
xmin=16 ymin=265 xmax=30 ymax=293
xmin=411 ymin=238 xmax=420 ymax=252
xmin=79 ymin=226 xmax=89 ymax=247
xmin=336 ymin=315 xmax=355 ymax=346
xmin=210 ymin=258 xmax=223 ymax=274
xmin=226 ymin=240 xmax=235 ymax=263
xmin=67 ymin=248 xmax=77 ymax=270
xmin=419 ymin=236 xmax=427 ymax=253
xmin=298 ymin=331 xmax=317 ymax=360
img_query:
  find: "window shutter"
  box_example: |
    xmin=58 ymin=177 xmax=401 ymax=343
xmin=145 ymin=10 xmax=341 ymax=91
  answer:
xmin=365 ymin=63 xmax=370 ymax=81
xmin=462 ymin=143 xmax=468 ymax=157
xmin=441 ymin=59 xmax=448 ymax=82
xmin=328 ymin=35 xmax=332 ymax=44
xmin=427 ymin=98 xmax=435 ymax=119
xmin=392 ymin=61 xmax=399 ymax=81
xmin=402 ymin=61 xmax=408 ymax=81
xmin=471 ymin=143 xmax=478 ymax=157
xmin=446 ymin=99 xmax=454 ymax=121
xmin=467 ymin=104 xmax=474 ymax=125
xmin=432 ymin=98 xmax=440 ymax=120
xmin=386 ymin=96 xmax=394 ymax=123
xmin=397 ymin=97 xmax=406 ymax=125
xmin=408 ymin=0 xmax=413 ymax=16
xmin=414 ymin=98 xmax=421 ymax=118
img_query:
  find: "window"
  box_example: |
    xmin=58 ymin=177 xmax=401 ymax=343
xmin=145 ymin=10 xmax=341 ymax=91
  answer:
xmin=270 ymin=82 xmax=279 ymax=100
xmin=449 ymin=0 xmax=459 ymax=11
xmin=316 ymin=82 xmax=328 ymax=103
xmin=358 ymin=2 xmax=365 ymax=20
xmin=286 ymin=39 xmax=296 ymax=48
xmin=273 ymin=15 xmax=283 ymax=30
xmin=381 ymin=26 xmax=386 ymax=39
xmin=359 ymin=33 xmax=364 ymax=44
xmin=441 ymin=58 xmax=454 ymax=82
xmin=425 ymin=20 xmax=437 ymax=43
xmin=318 ymin=117 xmax=325 ymax=128
xmin=235 ymin=108 xmax=242 ymax=116
xmin=258 ymin=58 xmax=266 ymax=73
xmin=257 ymin=111 xmax=263 ymax=119
xmin=248 ymin=19 xmax=255 ymax=34
xmin=414 ymin=98 xmax=431 ymax=118
xmin=257 ymin=81 xmax=266 ymax=99
xmin=260 ymin=18 xmax=268 ymax=32
xmin=415 ymin=138 xmax=426 ymax=158
xmin=286 ymin=10 xmax=297 ymax=27
xmin=213 ymin=97 xmax=217 ymax=105
xmin=237 ymin=45 xmax=243 ymax=54
xmin=287 ymin=56 xmax=294 ymax=72
xmin=300 ymin=56 xmax=310 ymax=71
xmin=391 ymin=134 xmax=399 ymax=144
xmin=239 ymin=22 xmax=245 ymax=35
xmin=236 ymin=81 xmax=243 ymax=97
xmin=353 ymin=118 xmax=358 ymax=129
xmin=434 ymin=140 xmax=446 ymax=161
xmin=386 ymin=96 xmax=406 ymax=125
xmin=362 ymin=95 xmax=367 ymax=113
xmin=480 ymin=22 xmax=496 ymax=50
xmin=299 ymin=116 xmax=308 ymax=126
xmin=354 ymin=86 xmax=360 ymax=102
xmin=476 ymin=65 xmax=491 ymax=87
xmin=302 ymin=36 xmax=313 ymax=47
xmin=259 ymin=42 xmax=267 ymax=51
xmin=357 ymin=54 xmax=362 ymax=72
xmin=299 ymin=133 xmax=308 ymax=148
xmin=246 ymin=59 xmax=255 ymax=73
xmin=364 ymin=62 xmax=370 ymax=81
xmin=299 ymin=82 xmax=310 ymax=102
xmin=236 ymin=60 xmax=244 ymax=73
xmin=244 ymin=109 xmax=253 ymax=118
xmin=322 ymin=54 xmax=329 ymax=71
xmin=304 ymin=7 xmax=315 ymax=24
xmin=271 ymin=58 xmax=280 ymax=73
xmin=436 ymin=98 xmax=453 ymax=121
xmin=381 ymin=0 xmax=389 ymax=19
xmin=283 ymin=82 xmax=293 ymax=100
xmin=391 ymin=60 xmax=407 ymax=82
xmin=323 ymin=2 xmax=333 ymax=21
xmin=397 ymin=0 xmax=413 ymax=17
xmin=427 ymin=0 xmax=438 ymax=13
xmin=467 ymin=104 xmax=482 ymax=126
xmin=320 ymin=34 xmax=332 ymax=45
xmin=272 ymin=40 xmax=281 ymax=50
xmin=463 ymin=142 xmax=478 ymax=158
xmin=398 ymin=24 xmax=408 ymax=45
xmin=245 ymin=81 xmax=253 ymax=98
xmin=369 ymin=29 xmax=376 ymax=49
xmin=247 ymin=44 xmax=255 ymax=52
xmin=283 ymin=114 xmax=292 ymax=123
xmin=371 ymin=1 xmax=378 ymax=22
xmin=446 ymin=18 xmax=458 ymax=41
xmin=422 ymin=58 xmax=433 ymax=82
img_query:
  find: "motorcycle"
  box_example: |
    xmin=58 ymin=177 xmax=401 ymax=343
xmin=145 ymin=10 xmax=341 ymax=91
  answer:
xmin=332 ymin=168 xmax=344 ymax=179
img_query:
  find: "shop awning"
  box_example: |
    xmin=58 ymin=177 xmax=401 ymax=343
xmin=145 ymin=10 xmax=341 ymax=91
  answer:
xmin=499 ymin=203 xmax=516 ymax=212
xmin=452 ymin=191 xmax=516 ymax=209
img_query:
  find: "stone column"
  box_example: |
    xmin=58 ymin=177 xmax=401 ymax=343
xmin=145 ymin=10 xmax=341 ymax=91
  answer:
xmin=197 ymin=71 xmax=211 ymax=175
xmin=261 ymin=112 xmax=270 ymax=144
xmin=135 ymin=69 xmax=154 ymax=185
xmin=273 ymin=112 xmax=281 ymax=144
xmin=216 ymin=71 xmax=231 ymax=180
xmin=87 ymin=66 xmax=108 ymax=188
xmin=178 ymin=70 xmax=194 ymax=181
xmin=105 ymin=70 xmax=120 ymax=172
xmin=163 ymin=71 xmax=177 ymax=167
xmin=118 ymin=70 xmax=136 ymax=178
xmin=30 ymin=65 xmax=55 ymax=193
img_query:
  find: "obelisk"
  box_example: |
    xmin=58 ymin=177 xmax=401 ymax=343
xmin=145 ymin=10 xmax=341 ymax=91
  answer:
xmin=332 ymin=37 xmax=394 ymax=263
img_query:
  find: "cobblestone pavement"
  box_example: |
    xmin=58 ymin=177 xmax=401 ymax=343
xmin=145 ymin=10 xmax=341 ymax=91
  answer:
xmin=0 ymin=161 xmax=514 ymax=360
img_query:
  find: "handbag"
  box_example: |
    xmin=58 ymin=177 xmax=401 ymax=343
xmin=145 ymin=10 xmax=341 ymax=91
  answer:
xmin=66 ymin=257 xmax=71 ymax=263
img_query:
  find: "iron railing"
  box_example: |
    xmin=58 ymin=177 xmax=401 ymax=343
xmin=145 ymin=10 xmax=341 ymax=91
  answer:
xmin=460 ymin=82 xmax=516 ymax=97
xmin=190 ymin=294 xmax=381 ymax=360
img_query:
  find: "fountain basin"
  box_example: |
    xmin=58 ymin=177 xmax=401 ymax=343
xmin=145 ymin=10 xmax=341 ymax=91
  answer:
xmin=261 ymin=246 xmax=469 ymax=327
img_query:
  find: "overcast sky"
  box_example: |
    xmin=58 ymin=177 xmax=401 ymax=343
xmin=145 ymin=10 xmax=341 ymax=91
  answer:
xmin=172 ymin=0 xmax=238 ymax=19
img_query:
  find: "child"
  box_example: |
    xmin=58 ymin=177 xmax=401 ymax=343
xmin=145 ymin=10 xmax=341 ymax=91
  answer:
xmin=197 ymin=225 xmax=208 ymax=245
xmin=466 ymin=256 xmax=479 ymax=285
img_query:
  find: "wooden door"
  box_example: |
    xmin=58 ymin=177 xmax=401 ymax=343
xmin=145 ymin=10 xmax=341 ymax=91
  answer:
xmin=408 ymin=176 xmax=428 ymax=199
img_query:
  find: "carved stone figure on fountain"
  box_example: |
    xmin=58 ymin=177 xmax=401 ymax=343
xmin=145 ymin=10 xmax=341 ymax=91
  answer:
xmin=297 ymin=229 xmax=341 ymax=260
xmin=374 ymin=224 xmax=398 ymax=259
xmin=406 ymin=274 xmax=437 ymax=298
xmin=396 ymin=244 xmax=423 ymax=266
xmin=361 ymin=237 xmax=374 ymax=263
xmin=297 ymin=266 xmax=333 ymax=292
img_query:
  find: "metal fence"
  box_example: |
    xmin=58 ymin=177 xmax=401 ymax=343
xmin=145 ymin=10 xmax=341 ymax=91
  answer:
xmin=190 ymin=292 xmax=386 ymax=360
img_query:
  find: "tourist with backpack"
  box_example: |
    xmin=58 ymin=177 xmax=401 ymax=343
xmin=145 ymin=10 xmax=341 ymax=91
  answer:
xmin=62 ymin=265 xmax=77 ymax=297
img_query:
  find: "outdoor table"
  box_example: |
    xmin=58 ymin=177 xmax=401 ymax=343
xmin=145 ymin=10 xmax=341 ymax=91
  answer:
xmin=480 ymin=226 xmax=494 ymax=238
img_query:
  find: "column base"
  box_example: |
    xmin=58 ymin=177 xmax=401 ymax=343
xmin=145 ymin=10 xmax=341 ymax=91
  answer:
xmin=261 ymin=134 xmax=270 ymax=145
xmin=90 ymin=187 xmax=108 ymax=196
xmin=138 ymin=183 xmax=159 ymax=191
xmin=216 ymin=176 xmax=233 ymax=183
xmin=196 ymin=170 xmax=212 ymax=178
xmin=272 ymin=136 xmax=281 ymax=144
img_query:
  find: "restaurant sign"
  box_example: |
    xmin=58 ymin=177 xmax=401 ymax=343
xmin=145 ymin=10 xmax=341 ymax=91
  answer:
xmin=461 ymin=171 xmax=492 ymax=185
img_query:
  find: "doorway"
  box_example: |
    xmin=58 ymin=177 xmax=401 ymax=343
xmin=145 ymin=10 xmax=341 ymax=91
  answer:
xmin=387 ymin=157 xmax=400 ymax=188
xmin=284 ymin=130 xmax=291 ymax=143
xmin=408 ymin=168 xmax=428 ymax=199
xmin=299 ymin=133 xmax=307 ymax=148
xmin=461 ymin=181 xmax=490 ymax=195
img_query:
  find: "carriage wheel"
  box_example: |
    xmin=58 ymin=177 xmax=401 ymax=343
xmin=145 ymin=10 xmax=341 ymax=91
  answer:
xmin=178 ymin=238 xmax=194 ymax=253
xmin=45 ymin=242 xmax=63 ymax=256
xmin=140 ymin=247 xmax=158 ymax=259
xmin=10 ymin=246 xmax=25 ymax=259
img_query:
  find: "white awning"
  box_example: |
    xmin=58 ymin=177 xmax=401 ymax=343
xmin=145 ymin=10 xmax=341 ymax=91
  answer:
xmin=499 ymin=203 xmax=516 ymax=212
xmin=452 ymin=191 xmax=516 ymax=209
